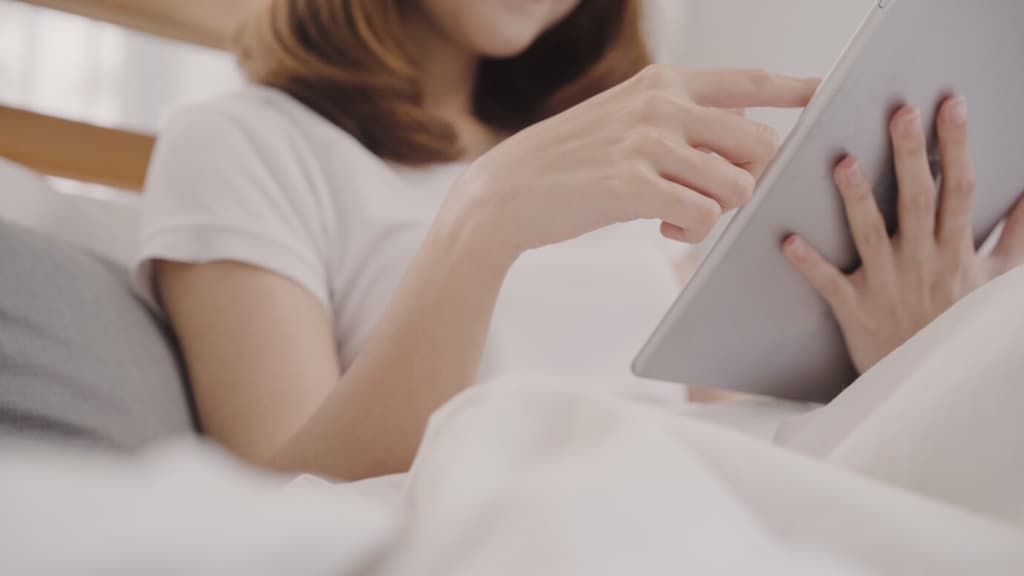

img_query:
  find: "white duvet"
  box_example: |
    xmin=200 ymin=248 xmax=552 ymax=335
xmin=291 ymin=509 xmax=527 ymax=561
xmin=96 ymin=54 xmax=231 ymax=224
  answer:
xmin=3 ymin=266 xmax=1024 ymax=575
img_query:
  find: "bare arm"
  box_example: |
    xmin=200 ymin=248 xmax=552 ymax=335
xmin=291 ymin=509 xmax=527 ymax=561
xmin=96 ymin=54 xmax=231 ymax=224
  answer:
xmin=159 ymin=67 xmax=818 ymax=480
xmin=159 ymin=205 xmax=511 ymax=479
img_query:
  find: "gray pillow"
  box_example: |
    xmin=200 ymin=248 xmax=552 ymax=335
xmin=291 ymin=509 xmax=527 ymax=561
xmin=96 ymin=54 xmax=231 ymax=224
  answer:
xmin=0 ymin=218 xmax=196 ymax=450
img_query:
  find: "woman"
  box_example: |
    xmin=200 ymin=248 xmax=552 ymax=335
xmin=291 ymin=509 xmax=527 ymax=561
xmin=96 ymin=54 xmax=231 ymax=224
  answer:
xmin=137 ymin=0 xmax=1024 ymax=481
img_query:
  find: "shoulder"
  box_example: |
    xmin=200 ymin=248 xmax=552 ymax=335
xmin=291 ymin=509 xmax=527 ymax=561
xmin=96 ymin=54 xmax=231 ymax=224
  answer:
xmin=143 ymin=86 xmax=341 ymax=216
xmin=138 ymin=87 xmax=345 ymax=308
xmin=158 ymin=84 xmax=372 ymax=165
xmin=164 ymin=84 xmax=307 ymax=133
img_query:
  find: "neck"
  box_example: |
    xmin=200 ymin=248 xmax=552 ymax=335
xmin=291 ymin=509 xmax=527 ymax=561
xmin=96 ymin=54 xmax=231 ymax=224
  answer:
xmin=403 ymin=9 xmax=477 ymax=119
xmin=403 ymin=10 xmax=498 ymax=159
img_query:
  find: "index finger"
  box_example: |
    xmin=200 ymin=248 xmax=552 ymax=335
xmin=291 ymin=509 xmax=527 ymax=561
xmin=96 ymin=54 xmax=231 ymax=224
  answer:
xmin=684 ymin=69 xmax=820 ymax=109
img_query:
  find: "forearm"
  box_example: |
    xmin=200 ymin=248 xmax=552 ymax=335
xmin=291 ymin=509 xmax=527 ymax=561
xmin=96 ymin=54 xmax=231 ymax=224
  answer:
xmin=265 ymin=67 xmax=822 ymax=480
xmin=271 ymin=199 xmax=516 ymax=480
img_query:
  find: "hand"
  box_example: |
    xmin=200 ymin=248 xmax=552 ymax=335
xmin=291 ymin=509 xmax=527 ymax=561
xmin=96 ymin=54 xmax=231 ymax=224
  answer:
xmin=445 ymin=65 xmax=819 ymax=259
xmin=784 ymin=98 xmax=1024 ymax=374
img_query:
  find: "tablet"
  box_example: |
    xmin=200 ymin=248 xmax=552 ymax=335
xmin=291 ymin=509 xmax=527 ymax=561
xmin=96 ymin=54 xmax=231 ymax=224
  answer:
xmin=632 ymin=0 xmax=1024 ymax=402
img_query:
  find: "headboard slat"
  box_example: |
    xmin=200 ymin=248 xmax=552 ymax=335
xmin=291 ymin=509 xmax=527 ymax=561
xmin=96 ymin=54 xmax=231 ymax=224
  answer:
xmin=0 ymin=106 xmax=154 ymax=192
xmin=17 ymin=0 xmax=261 ymax=49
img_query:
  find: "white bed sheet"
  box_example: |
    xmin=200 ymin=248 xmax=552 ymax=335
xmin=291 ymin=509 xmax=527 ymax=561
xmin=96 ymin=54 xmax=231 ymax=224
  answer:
xmin=3 ymin=266 xmax=1024 ymax=575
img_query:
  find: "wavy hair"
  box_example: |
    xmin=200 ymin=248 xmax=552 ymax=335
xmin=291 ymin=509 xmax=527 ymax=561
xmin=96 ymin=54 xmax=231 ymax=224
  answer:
xmin=236 ymin=0 xmax=650 ymax=164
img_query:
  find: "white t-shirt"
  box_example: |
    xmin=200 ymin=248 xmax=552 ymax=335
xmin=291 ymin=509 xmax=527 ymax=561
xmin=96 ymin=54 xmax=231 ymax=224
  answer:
xmin=136 ymin=85 xmax=680 ymax=391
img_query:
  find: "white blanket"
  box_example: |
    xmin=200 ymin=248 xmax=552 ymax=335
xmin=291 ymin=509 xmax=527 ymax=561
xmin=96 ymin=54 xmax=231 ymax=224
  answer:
xmin=3 ymin=266 xmax=1024 ymax=575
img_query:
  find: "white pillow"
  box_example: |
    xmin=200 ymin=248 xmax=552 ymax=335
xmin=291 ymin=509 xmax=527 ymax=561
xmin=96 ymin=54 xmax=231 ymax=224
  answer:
xmin=0 ymin=159 xmax=141 ymax=268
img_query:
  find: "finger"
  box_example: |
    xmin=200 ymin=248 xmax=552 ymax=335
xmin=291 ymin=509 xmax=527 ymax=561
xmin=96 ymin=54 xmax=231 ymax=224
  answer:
xmin=935 ymin=97 xmax=976 ymax=247
xmin=645 ymin=135 xmax=756 ymax=211
xmin=684 ymin=69 xmax=820 ymax=109
xmin=891 ymin=106 xmax=938 ymax=254
xmin=993 ymin=192 xmax=1024 ymax=265
xmin=661 ymin=222 xmax=688 ymax=242
xmin=683 ymin=107 xmax=780 ymax=176
xmin=834 ymin=156 xmax=894 ymax=278
xmin=641 ymin=176 xmax=723 ymax=243
xmin=783 ymin=235 xmax=856 ymax=315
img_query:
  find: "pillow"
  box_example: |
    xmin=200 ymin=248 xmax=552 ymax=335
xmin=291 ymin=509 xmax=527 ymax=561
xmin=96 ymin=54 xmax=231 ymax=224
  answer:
xmin=0 ymin=217 xmax=196 ymax=450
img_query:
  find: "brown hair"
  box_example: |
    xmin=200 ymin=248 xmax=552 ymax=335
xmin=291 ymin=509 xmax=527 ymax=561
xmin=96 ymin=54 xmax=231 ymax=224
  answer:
xmin=236 ymin=0 xmax=651 ymax=164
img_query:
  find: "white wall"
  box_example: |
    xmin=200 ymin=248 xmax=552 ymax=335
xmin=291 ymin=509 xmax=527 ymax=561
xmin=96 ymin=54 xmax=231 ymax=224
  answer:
xmin=645 ymin=0 xmax=688 ymax=64
xmin=0 ymin=1 xmax=240 ymax=133
xmin=664 ymin=0 xmax=877 ymax=135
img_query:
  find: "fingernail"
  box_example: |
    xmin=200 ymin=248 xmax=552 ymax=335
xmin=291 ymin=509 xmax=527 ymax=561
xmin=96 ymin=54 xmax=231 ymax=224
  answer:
xmin=899 ymin=107 xmax=922 ymax=135
xmin=785 ymin=236 xmax=805 ymax=259
xmin=841 ymin=158 xmax=864 ymax=186
xmin=948 ymin=97 xmax=968 ymax=125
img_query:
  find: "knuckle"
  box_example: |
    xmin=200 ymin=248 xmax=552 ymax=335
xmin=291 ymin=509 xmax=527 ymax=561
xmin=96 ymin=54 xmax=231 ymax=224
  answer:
xmin=900 ymin=134 xmax=928 ymax=157
xmin=752 ymin=122 xmax=781 ymax=158
xmin=692 ymin=198 xmax=722 ymax=236
xmin=728 ymin=169 xmax=757 ymax=208
xmin=816 ymin=270 xmax=850 ymax=303
xmin=733 ymin=169 xmax=757 ymax=204
xmin=641 ymin=175 xmax=677 ymax=221
xmin=941 ymin=212 xmax=972 ymax=238
xmin=940 ymin=114 xmax=968 ymax=138
xmin=623 ymin=159 xmax=653 ymax=188
xmin=746 ymin=69 xmax=775 ymax=90
xmin=935 ymin=250 xmax=961 ymax=278
xmin=860 ymin=220 xmax=890 ymax=251
xmin=636 ymin=64 xmax=675 ymax=90
xmin=621 ymin=130 xmax=647 ymax=157
xmin=949 ymin=169 xmax=977 ymax=196
xmin=627 ymin=96 xmax=649 ymax=124
xmin=892 ymin=121 xmax=926 ymax=153
xmin=636 ymin=91 xmax=679 ymax=125
xmin=617 ymin=130 xmax=645 ymax=161
xmin=941 ymin=234 xmax=975 ymax=264
xmin=690 ymin=147 xmax=717 ymax=173
xmin=613 ymin=163 xmax=652 ymax=217
xmin=902 ymin=186 xmax=936 ymax=213
xmin=841 ymin=177 xmax=873 ymax=204
xmin=621 ymin=127 xmax=661 ymax=159
xmin=939 ymin=99 xmax=969 ymax=133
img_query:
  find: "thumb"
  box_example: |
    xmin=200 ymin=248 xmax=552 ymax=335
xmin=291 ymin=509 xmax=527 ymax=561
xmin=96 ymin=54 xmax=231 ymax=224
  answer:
xmin=993 ymin=192 xmax=1024 ymax=266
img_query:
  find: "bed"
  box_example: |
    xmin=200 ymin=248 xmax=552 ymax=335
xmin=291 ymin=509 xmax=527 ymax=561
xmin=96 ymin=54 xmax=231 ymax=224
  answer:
xmin=2 ymin=2 xmax=1024 ymax=574
xmin=1 ymin=0 xmax=254 ymax=188
xmin=0 ymin=0 xmax=262 ymax=450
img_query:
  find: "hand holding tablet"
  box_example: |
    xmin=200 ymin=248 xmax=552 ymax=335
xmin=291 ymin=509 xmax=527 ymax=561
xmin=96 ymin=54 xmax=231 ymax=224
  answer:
xmin=784 ymin=99 xmax=1024 ymax=374
xmin=634 ymin=0 xmax=1024 ymax=401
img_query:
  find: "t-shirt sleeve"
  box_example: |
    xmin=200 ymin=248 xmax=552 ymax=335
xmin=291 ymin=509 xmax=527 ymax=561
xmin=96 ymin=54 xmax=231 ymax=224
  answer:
xmin=134 ymin=104 xmax=332 ymax=310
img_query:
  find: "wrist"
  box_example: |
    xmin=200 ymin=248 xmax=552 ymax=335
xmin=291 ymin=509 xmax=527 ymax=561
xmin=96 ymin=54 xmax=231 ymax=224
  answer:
xmin=434 ymin=165 xmax=522 ymax=271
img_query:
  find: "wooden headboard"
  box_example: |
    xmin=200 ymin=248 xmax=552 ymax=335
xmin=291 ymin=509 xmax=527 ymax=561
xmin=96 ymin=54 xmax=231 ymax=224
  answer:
xmin=0 ymin=0 xmax=262 ymax=191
